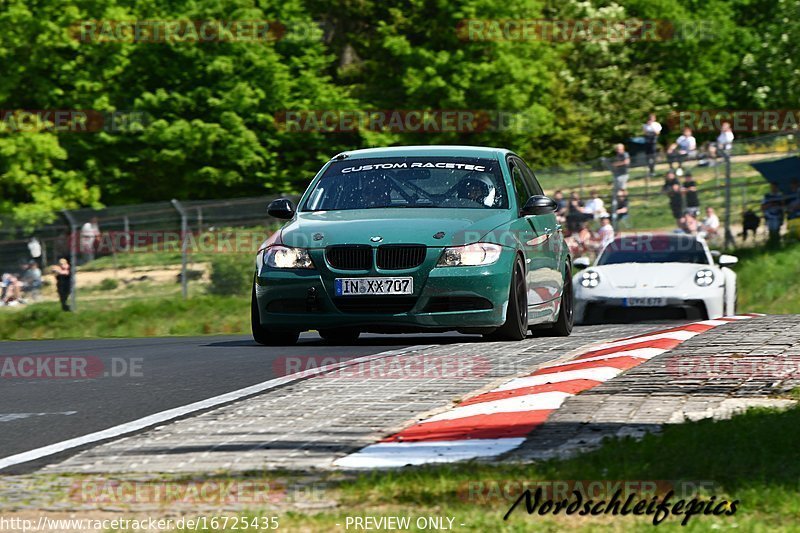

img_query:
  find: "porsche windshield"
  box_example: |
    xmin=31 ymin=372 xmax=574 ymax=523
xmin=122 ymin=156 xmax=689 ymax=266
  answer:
xmin=597 ymin=236 xmax=710 ymax=265
xmin=302 ymin=157 xmax=508 ymax=211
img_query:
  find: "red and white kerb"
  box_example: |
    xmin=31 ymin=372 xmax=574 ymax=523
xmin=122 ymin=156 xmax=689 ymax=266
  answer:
xmin=335 ymin=314 xmax=763 ymax=468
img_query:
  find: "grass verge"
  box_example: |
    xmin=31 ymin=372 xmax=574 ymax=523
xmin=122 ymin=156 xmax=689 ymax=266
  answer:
xmin=152 ymin=403 xmax=799 ymax=532
xmin=0 ymin=295 xmax=248 ymax=340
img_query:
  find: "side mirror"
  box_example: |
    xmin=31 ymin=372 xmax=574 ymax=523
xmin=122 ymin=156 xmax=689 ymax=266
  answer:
xmin=709 ymin=250 xmax=721 ymax=258
xmin=267 ymin=198 xmax=295 ymax=220
xmin=718 ymin=254 xmax=738 ymax=267
xmin=521 ymin=195 xmax=558 ymax=216
xmin=573 ymin=256 xmax=591 ymax=269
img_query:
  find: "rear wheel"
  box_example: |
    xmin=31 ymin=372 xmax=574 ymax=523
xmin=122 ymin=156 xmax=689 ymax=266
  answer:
xmin=546 ymin=261 xmax=574 ymax=337
xmin=484 ymin=257 xmax=528 ymax=341
xmin=318 ymin=328 xmax=361 ymax=345
xmin=251 ymin=283 xmax=299 ymax=346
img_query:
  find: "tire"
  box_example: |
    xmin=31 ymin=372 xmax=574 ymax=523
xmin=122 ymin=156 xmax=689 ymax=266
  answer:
xmin=546 ymin=261 xmax=574 ymax=337
xmin=251 ymin=283 xmax=299 ymax=346
xmin=484 ymin=257 xmax=528 ymax=341
xmin=318 ymin=328 xmax=360 ymax=345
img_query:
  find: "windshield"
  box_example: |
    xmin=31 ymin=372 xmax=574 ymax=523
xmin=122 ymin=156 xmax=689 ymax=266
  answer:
xmin=597 ymin=236 xmax=710 ymax=265
xmin=302 ymin=156 xmax=508 ymax=211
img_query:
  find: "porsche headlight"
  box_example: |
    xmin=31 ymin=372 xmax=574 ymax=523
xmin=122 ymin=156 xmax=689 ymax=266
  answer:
xmin=580 ymin=270 xmax=600 ymax=288
xmin=437 ymin=243 xmax=502 ymax=267
xmin=695 ymin=269 xmax=715 ymax=286
xmin=263 ymin=245 xmax=314 ymax=269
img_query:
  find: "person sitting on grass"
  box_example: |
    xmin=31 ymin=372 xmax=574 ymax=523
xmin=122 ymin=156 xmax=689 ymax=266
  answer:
xmin=1 ymin=273 xmax=23 ymax=306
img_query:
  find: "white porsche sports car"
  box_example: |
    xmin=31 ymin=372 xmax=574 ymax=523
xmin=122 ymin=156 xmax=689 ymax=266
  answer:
xmin=573 ymin=234 xmax=738 ymax=323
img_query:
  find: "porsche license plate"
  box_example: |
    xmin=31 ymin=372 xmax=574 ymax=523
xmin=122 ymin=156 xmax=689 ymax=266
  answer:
xmin=624 ymin=297 xmax=667 ymax=307
xmin=335 ymin=277 xmax=413 ymax=296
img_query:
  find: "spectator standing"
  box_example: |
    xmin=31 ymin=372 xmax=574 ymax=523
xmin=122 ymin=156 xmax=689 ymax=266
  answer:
xmin=716 ymin=121 xmax=734 ymax=153
xmin=669 ymin=182 xmax=684 ymax=222
xmin=610 ymin=143 xmax=630 ymax=191
xmin=662 ymin=170 xmax=679 ymax=194
xmin=683 ymin=173 xmax=700 ymax=216
xmin=699 ymin=207 xmax=720 ymax=240
xmin=642 ymin=114 xmax=662 ymax=176
xmin=27 ymin=236 xmax=43 ymax=269
xmin=51 ymin=257 xmax=72 ymax=311
xmin=667 ymin=127 xmax=697 ymax=168
xmin=761 ymin=183 xmax=785 ymax=247
xmin=80 ymin=217 xmax=100 ymax=264
xmin=614 ymin=189 xmax=629 ymax=224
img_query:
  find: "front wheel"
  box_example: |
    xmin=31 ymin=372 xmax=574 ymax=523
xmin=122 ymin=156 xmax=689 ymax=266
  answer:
xmin=484 ymin=257 xmax=528 ymax=341
xmin=251 ymin=283 xmax=299 ymax=346
xmin=546 ymin=261 xmax=574 ymax=337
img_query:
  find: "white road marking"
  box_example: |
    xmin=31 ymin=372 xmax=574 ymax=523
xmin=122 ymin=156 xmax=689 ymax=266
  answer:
xmin=0 ymin=344 xmax=436 ymax=472
xmin=0 ymin=412 xmax=77 ymax=423
xmin=334 ymin=438 xmax=526 ymax=468
xmin=491 ymin=367 xmax=623 ymax=392
xmin=546 ymin=347 xmax=666 ymax=367
xmin=420 ymin=392 xmax=572 ymax=424
xmin=589 ymin=330 xmax=699 ymax=351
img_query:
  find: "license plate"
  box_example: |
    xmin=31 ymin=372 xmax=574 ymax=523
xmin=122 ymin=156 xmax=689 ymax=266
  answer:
xmin=335 ymin=277 xmax=413 ymax=296
xmin=624 ymin=297 xmax=667 ymax=307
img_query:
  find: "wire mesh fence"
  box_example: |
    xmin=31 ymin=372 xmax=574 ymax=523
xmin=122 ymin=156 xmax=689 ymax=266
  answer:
xmin=0 ymin=130 xmax=796 ymax=310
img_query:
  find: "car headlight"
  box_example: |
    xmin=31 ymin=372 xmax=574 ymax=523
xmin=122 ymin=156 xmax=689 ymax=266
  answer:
xmin=580 ymin=270 xmax=600 ymax=288
xmin=263 ymin=245 xmax=314 ymax=269
xmin=436 ymin=243 xmax=502 ymax=267
xmin=695 ymin=269 xmax=715 ymax=286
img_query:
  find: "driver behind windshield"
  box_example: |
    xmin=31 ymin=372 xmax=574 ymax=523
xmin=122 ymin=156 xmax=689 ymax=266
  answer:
xmin=457 ymin=177 xmax=493 ymax=207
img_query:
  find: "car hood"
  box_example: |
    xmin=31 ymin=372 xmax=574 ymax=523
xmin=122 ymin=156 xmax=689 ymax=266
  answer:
xmin=589 ymin=263 xmax=713 ymax=289
xmin=280 ymin=208 xmax=512 ymax=248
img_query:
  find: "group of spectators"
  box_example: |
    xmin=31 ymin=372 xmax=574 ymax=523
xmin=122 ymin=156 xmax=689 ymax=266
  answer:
xmin=0 ymin=236 xmax=73 ymax=310
xmin=761 ymin=180 xmax=800 ymax=247
xmin=553 ymin=189 xmax=627 ymax=257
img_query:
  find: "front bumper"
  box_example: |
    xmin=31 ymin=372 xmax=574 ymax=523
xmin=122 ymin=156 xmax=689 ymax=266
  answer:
xmin=574 ymin=285 xmax=724 ymax=323
xmin=255 ymin=248 xmax=515 ymax=332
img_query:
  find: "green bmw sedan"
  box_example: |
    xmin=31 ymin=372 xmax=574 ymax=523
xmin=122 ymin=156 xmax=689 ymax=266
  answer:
xmin=252 ymin=146 xmax=573 ymax=345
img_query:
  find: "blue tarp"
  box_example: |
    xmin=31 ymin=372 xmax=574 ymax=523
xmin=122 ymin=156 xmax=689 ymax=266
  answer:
xmin=750 ymin=156 xmax=800 ymax=194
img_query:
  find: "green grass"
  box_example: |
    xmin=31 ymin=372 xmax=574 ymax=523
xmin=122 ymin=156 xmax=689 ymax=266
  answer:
xmin=0 ymin=294 xmax=249 ymax=340
xmin=138 ymin=402 xmax=800 ymax=532
xmin=735 ymin=241 xmax=800 ymax=314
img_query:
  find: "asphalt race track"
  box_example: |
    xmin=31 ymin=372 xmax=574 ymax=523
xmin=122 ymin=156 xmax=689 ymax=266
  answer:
xmin=0 ymin=331 xmax=494 ymax=463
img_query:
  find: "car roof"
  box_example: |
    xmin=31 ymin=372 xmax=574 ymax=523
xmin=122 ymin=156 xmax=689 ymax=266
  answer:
xmin=330 ymin=145 xmax=511 ymax=160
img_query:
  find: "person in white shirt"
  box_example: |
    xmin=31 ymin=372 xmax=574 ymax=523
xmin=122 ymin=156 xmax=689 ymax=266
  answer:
xmin=668 ymin=127 xmax=697 ymax=168
xmin=642 ymin=114 xmax=662 ymax=176
xmin=699 ymin=206 xmax=720 ymax=239
xmin=716 ymin=121 xmax=734 ymax=153
xmin=80 ymin=217 xmax=100 ymax=263
xmin=596 ymin=215 xmax=615 ymax=250
xmin=582 ymin=189 xmax=605 ymax=218
xmin=27 ymin=236 xmax=42 ymax=269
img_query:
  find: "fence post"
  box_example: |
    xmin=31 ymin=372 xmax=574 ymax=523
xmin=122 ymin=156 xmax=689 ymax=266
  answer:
xmin=61 ymin=209 xmax=78 ymax=311
xmin=723 ymin=151 xmax=735 ymax=248
xmin=171 ymin=199 xmax=188 ymax=299
xmin=197 ymin=207 xmax=203 ymax=234
xmin=122 ymin=215 xmax=130 ymax=251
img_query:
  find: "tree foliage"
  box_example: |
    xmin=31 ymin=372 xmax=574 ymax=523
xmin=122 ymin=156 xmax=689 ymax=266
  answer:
xmin=0 ymin=0 xmax=796 ymax=226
